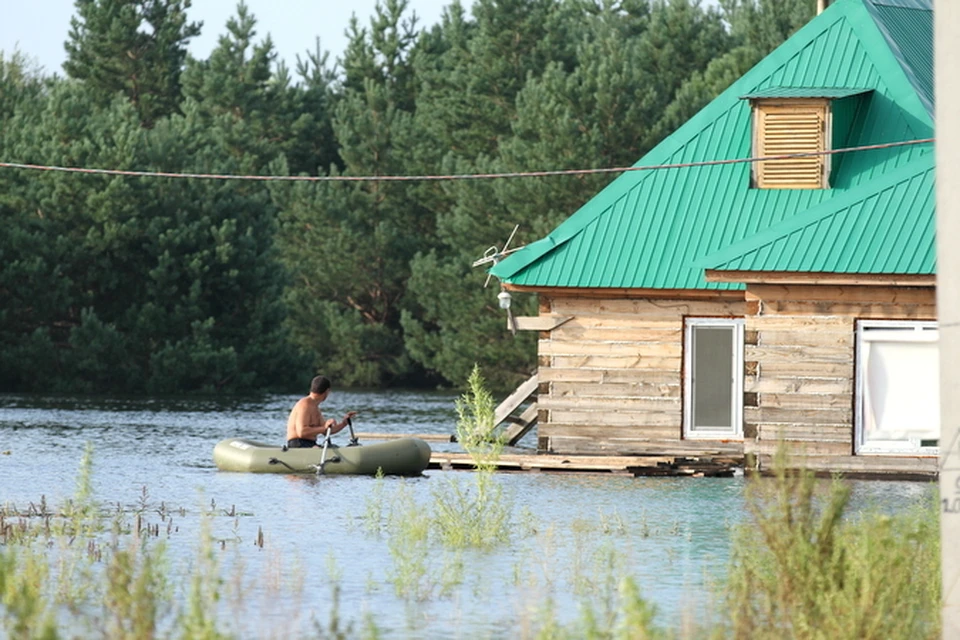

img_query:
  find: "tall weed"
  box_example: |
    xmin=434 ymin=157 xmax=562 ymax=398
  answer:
xmin=722 ymin=448 xmax=940 ymax=640
xmin=432 ymin=364 xmax=511 ymax=548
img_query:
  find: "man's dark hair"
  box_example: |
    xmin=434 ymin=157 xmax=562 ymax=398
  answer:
xmin=310 ymin=375 xmax=331 ymax=395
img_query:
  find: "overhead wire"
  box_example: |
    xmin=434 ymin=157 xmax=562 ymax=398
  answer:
xmin=0 ymin=138 xmax=934 ymax=183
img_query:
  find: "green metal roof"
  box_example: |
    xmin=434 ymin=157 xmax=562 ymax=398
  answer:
xmin=865 ymin=0 xmax=934 ymax=117
xmin=490 ymin=0 xmax=934 ymax=290
xmin=740 ymin=87 xmax=872 ymax=99
xmin=696 ymin=153 xmax=934 ymax=274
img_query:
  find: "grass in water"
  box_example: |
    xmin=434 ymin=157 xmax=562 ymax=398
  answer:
xmin=433 ymin=364 xmax=510 ymax=548
xmin=1 ymin=439 xmax=942 ymax=639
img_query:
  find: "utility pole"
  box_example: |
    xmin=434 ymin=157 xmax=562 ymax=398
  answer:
xmin=936 ymin=1 xmax=960 ymax=637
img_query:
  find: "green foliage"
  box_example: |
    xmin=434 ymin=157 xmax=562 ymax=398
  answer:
xmin=0 ymin=0 xmax=818 ymax=393
xmin=103 ymin=540 xmax=171 ymax=639
xmin=0 ymin=548 xmax=61 ymax=640
xmin=455 ymin=363 xmax=498 ymax=453
xmin=178 ymin=512 xmax=229 ymax=640
xmin=435 ymin=365 xmax=511 ymax=547
xmin=64 ymin=0 xmax=201 ymax=127
xmin=722 ymin=450 xmax=941 ymax=640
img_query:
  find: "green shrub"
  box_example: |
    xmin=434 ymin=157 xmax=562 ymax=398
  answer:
xmin=722 ymin=449 xmax=941 ymax=640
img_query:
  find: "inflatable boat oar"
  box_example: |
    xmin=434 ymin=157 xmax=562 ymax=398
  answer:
xmin=317 ymin=426 xmax=334 ymax=474
xmin=347 ymin=417 xmax=359 ymax=447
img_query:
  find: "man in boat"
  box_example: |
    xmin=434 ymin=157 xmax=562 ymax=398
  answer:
xmin=285 ymin=375 xmax=357 ymax=448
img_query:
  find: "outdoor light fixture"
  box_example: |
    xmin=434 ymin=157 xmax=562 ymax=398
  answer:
xmin=497 ymin=289 xmax=512 ymax=310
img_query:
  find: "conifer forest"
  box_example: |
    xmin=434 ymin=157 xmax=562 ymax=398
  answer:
xmin=0 ymin=0 xmax=816 ymax=394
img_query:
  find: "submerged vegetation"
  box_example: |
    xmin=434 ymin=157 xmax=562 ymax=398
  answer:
xmin=0 ymin=440 xmax=941 ymax=638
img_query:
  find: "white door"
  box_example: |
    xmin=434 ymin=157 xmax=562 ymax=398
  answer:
xmin=684 ymin=318 xmax=744 ymax=438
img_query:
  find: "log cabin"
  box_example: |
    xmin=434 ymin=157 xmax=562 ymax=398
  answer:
xmin=489 ymin=0 xmax=938 ymax=477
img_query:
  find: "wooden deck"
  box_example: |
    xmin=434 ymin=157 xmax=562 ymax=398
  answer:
xmin=355 ymin=433 xmax=939 ymax=480
xmin=429 ymin=451 xmax=741 ymax=477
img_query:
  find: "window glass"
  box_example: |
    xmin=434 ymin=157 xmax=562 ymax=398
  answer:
xmin=858 ymin=323 xmax=939 ymax=453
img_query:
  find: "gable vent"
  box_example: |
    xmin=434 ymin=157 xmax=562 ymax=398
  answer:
xmin=753 ymin=99 xmax=829 ymax=189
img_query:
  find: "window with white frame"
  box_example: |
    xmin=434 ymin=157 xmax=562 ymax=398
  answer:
xmin=684 ymin=318 xmax=744 ymax=438
xmin=856 ymin=320 xmax=939 ymax=454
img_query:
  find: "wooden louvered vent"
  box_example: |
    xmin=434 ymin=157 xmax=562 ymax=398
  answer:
xmin=754 ymin=99 xmax=829 ymax=189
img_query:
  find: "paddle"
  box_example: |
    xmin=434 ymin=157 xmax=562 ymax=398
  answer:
xmin=317 ymin=426 xmax=334 ymax=474
xmin=346 ymin=417 xmax=360 ymax=447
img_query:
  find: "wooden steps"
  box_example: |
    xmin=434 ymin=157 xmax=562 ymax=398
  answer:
xmin=495 ymin=372 xmax=539 ymax=446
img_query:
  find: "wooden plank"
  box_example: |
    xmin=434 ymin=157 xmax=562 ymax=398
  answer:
xmin=540 ymin=341 xmax=681 ymax=358
xmin=544 ymin=408 xmax=680 ymax=428
xmin=756 ymin=330 xmax=854 ymax=348
xmin=750 ymin=406 xmax=852 ymax=424
xmin=558 ymin=317 xmax=681 ymax=330
xmin=745 ymin=377 xmax=852 ymax=394
xmin=538 ymin=368 xmax=680 ymax=384
xmin=501 ymin=403 xmax=539 ymax=446
xmin=541 ymin=395 xmax=680 ymax=411
xmin=543 ymin=424 xmax=681 ymax=439
xmin=747 ymin=440 xmax=852 ymax=456
xmin=513 ymin=315 xmax=573 ymax=331
xmin=753 ymin=454 xmax=938 ymax=477
xmin=748 ymin=315 xmax=853 ymax=330
xmin=750 ymin=284 xmax=936 ymax=305
xmin=755 ymin=428 xmax=852 ymax=444
xmin=757 ymin=392 xmax=851 ymax=409
xmin=493 ymin=373 xmax=538 ymax=427
xmin=550 ymin=381 xmax=681 ymax=398
xmin=745 ymin=344 xmax=852 ymax=363
xmin=550 ymin=297 xmax=744 ymax=318
xmin=760 ymin=300 xmax=936 ymax=318
xmin=544 ymin=435 xmax=743 ymax=456
xmin=755 ymin=361 xmax=853 ymax=377
xmin=549 ymin=355 xmax=682 ymax=370
xmin=429 ymin=452 xmax=730 ymax=475
xmin=549 ymin=327 xmax=683 ymax=342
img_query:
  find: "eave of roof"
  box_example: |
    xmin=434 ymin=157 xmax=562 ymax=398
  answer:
xmin=741 ymin=87 xmax=872 ymax=99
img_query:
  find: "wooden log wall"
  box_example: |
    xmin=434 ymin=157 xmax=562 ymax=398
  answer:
xmin=537 ymin=294 xmax=744 ymax=456
xmin=744 ymin=284 xmax=937 ymax=470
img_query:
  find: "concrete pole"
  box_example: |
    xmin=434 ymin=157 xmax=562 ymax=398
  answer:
xmin=936 ymin=1 xmax=960 ymax=637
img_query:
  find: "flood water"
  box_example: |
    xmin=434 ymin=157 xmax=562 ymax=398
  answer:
xmin=0 ymin=391 xmax=937 ymax=638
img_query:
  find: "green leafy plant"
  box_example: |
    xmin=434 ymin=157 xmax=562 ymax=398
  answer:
xmin=722 ymin=448 xmax=941 ymax=640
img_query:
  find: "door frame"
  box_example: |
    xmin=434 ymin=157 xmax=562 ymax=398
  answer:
xmin=683 ymin=317 xmax=745 ymax=439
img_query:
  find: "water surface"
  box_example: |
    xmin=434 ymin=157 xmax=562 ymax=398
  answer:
xmin=0 ymin=392 xmax=936 ymax=638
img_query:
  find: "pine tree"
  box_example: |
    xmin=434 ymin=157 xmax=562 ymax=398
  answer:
xmin=275 ymin=0 xmax=432 ymax=387
xmin=64 ymin=0 xmax=201 ymax=127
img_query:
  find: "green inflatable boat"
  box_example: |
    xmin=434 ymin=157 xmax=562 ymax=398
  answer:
xmin=213 ymin=436 xmax=432 ymax=476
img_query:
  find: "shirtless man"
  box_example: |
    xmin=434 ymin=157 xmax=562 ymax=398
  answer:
xmin=285 ymin=375 xmax=357 ymax=448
